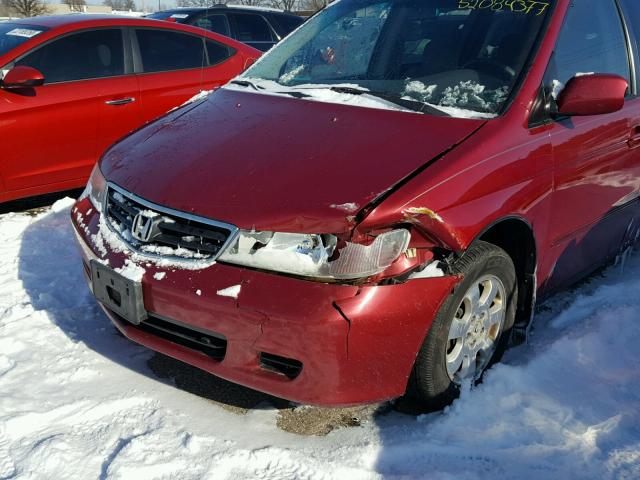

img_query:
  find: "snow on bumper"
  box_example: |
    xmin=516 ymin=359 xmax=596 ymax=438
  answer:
xmin=71 ymin=198 xmax=459 ymax=406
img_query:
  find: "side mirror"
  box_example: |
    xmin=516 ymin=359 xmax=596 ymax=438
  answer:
xmin=556 ymin=73 xmax=628 ymax=116
xmin=2 ymin=66 xmax=45 ymax=89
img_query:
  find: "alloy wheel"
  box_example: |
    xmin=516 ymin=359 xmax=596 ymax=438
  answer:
xmin=445 ymin=274 xmax=506 ymax=384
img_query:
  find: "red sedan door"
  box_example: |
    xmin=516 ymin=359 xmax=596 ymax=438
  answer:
xmin=1 ymin=27 xmax=140 ymax=197
xmin=94 ymin=31 xmax=142 ymax=159
xmin=131 ymin=27 xmax=246 ymax=123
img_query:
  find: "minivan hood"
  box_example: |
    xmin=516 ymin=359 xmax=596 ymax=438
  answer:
xmin=101 ymin=88 xmax=483 ymax=233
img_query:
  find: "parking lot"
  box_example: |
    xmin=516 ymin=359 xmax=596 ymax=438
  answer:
xmin=2 ymin=1 xmax=640 ymax=478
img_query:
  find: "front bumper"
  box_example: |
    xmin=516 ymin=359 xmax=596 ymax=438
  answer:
xmin=71 ymin=197 xmax=459 ymax=406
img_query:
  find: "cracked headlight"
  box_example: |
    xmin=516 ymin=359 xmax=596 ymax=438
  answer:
xmin=218 ymin=229 xmax=410 ymax=280
xmin=79 ymin=164 xmax=106 ymax=212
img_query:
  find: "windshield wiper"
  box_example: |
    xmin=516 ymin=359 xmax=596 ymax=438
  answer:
xmin=329 ymin=86 xmax=370 ymax=95
xmin=230 ymin=79 xmax=263 ymax=91
xmin=328 ymin=86 xmax=451 ymax=117
xmin=232 ymin=79 xmax=312 ymax=99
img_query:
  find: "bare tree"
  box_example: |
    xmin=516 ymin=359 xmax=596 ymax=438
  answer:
xmin=103 ymin=0 xmax=136 ymax=10
xmin=176 ymin=0 xmax=228 ymax=6
xmin=8 ymin=0 xmax=49 ymax=17
xmin=269 ymin=0 xmax=296 ymax=11
xmin=235 ymin=0 xmax=268 ymax=6
xmin=300 ymin=0 xmax=328 ymax=12
xmin=64 ymin=0 xmax=86 ymax=12
xmin=0 ymin=0 xmax=11 ymax=16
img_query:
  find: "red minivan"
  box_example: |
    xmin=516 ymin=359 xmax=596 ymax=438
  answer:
xmin=72 ymin=0 xmax=640 ymax=409
xmin=0 ymin=15 xmax=259 ymax=203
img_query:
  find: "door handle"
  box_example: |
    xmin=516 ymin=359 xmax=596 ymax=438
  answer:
xmin=627 ymin=125 xmax=640 ymax=148
xmin=105 ymin=97 xmax=135 ymax=106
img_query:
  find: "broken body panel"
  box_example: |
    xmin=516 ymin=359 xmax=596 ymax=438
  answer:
xmin=72 ymin=197 xmax=458 ymax=405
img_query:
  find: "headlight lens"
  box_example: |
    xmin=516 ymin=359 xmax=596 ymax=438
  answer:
xmin=79 ymin=164 xmax=106 ymax=211
xmin=218 ymin=229 xmax=410 ymax=280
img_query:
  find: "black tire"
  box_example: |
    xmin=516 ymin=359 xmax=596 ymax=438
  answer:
xmin=405 ymin=241 xmax=518 ymax=411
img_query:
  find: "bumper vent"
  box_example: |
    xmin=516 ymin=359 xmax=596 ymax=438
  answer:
xmin=259 ymin=352 xmax=303 ymax=379
xmin=104 ymin=184 xmax=237 ymax=262
xmin=135 ymin=314 xmax=227 ymax=361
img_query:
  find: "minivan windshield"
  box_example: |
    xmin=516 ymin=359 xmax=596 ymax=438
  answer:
xmin=240 ymin=0 xmax=553 ymax=118
xmin=0 ymin=23 xmax=47 ymax=58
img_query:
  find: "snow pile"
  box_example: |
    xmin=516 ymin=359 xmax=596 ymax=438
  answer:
xmin=226 ymin=79 xmax=415 ymax=113
xmin=180 ymin=90 xmax=213 ymax=108
xmin=115 ymin=259 xmax=146 ymax=282
xmin=85 ymin=213 xmax=215 ymax=271
xmin=330 ymin=203 xmax=359 ymax=213
xmin=227 ymin=78 xmax=502 ymax=119
xmin=439 ymin=80 xmax=508 ymax=113
xmin=401 ymin=79 xmax=502 ymax=119
xmin=217 ymin=285 xmax=241 ymax=299
xmin=0 ymin=201 xmax=639 ymax=479
xmin=402 ymin=80 xmax=437 ymax=103
xmin=551 ymin=79 xmax=565 ymax=99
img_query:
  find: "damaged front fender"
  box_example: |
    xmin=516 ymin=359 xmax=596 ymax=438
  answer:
xmin=334 ymin=275 xmax=460 ymax=399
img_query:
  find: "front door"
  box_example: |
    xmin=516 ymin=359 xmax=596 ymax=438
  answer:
xmin=0 ymin=28 xmax=128 ymax=194
xmin=546 ymin=0 xmax=640 ymax=292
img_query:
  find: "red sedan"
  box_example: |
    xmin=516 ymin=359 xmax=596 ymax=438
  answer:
xmin=0 ymin=15 xmax=259 ymax=203
xmin=72 ymin=0 xmax=640 ymax=409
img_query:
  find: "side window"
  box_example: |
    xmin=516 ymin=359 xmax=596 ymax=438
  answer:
xmin=135 ymin=29 xmax=204 ymax=73
xmin=206 ymin=40 xmax=233 ymax=66
xmin=15 ymin=29 xmax=124 ymax=83
xmin=231 ymin=14 xmax=274 ymax=43
xmin=268 ymin=15 xmax=304 ymax=38
xmin=620 ymin=0 xmax=640 ymax=51
xmin=544 ymin=0 xmax=630 ymax=96
xmin=194 ymin=14 xmax=231 ymax=37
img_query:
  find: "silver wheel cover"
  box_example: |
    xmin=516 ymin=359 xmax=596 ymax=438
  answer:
xmin=446 ymin=274 xmax=507 ymax=384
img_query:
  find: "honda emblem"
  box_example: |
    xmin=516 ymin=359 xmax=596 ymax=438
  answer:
xmin=131 ymin=213 xmax=157 ymax=243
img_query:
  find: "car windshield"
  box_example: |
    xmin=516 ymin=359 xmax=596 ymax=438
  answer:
xmin=240 ymin=0 xmax=553 ymax=118
xmin=0 ymin=23 xmax=47 ymax=58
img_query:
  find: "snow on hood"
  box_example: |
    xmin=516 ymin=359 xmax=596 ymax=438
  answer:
xmin=225 ymin=79 xmax=417 ymax=114
xmin=227 ymin=78 xmax=499 ymax=120
xmin=100 ymin=88 xmax=484 ymax=233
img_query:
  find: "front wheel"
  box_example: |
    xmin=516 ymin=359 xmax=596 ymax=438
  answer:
xmin=406 ymin=241 xmax=517 ymax=411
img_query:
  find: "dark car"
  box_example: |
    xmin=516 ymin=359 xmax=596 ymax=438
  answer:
xmin=146 ymin=5 xmax=304 ymax=51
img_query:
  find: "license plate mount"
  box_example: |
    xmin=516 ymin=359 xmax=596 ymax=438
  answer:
xmin=90 ymin=260 xmax=147 ymax=325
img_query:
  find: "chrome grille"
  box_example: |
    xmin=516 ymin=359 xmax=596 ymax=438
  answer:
xmin=104 ymin=183 xmax=238 ymax=262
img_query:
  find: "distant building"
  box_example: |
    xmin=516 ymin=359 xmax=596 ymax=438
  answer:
xmin=48 ymin=4 xmax=112 ymax=15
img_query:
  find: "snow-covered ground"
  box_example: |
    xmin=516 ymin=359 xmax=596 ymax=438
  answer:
xmin=0 ymin=199 xmax=638 ymax=479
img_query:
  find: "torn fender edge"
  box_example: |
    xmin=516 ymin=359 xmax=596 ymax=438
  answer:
xmin=402 ymin=209 xmax=466 ymax=252
xmin=353 ymin=121 xmax=487 ymax=229
xmin=334 ymin=275 xmax=461 ymax=397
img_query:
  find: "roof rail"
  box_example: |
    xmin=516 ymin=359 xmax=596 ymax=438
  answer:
xmin=226 ymin=4 xmax=285 ymax=13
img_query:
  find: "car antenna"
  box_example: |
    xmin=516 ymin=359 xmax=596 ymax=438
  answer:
xmin=199 ymin=0 xmax=211 ymax=93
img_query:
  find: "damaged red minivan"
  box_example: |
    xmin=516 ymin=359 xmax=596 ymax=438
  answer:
xmin=72 ymin=0 xmax=640 ymax=408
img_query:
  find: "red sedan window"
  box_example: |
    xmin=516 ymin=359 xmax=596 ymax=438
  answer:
xmin=135 ymin=28 xmax=205 ymax=73
xmin=15 ymin=29 xmax=124 ymax=83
